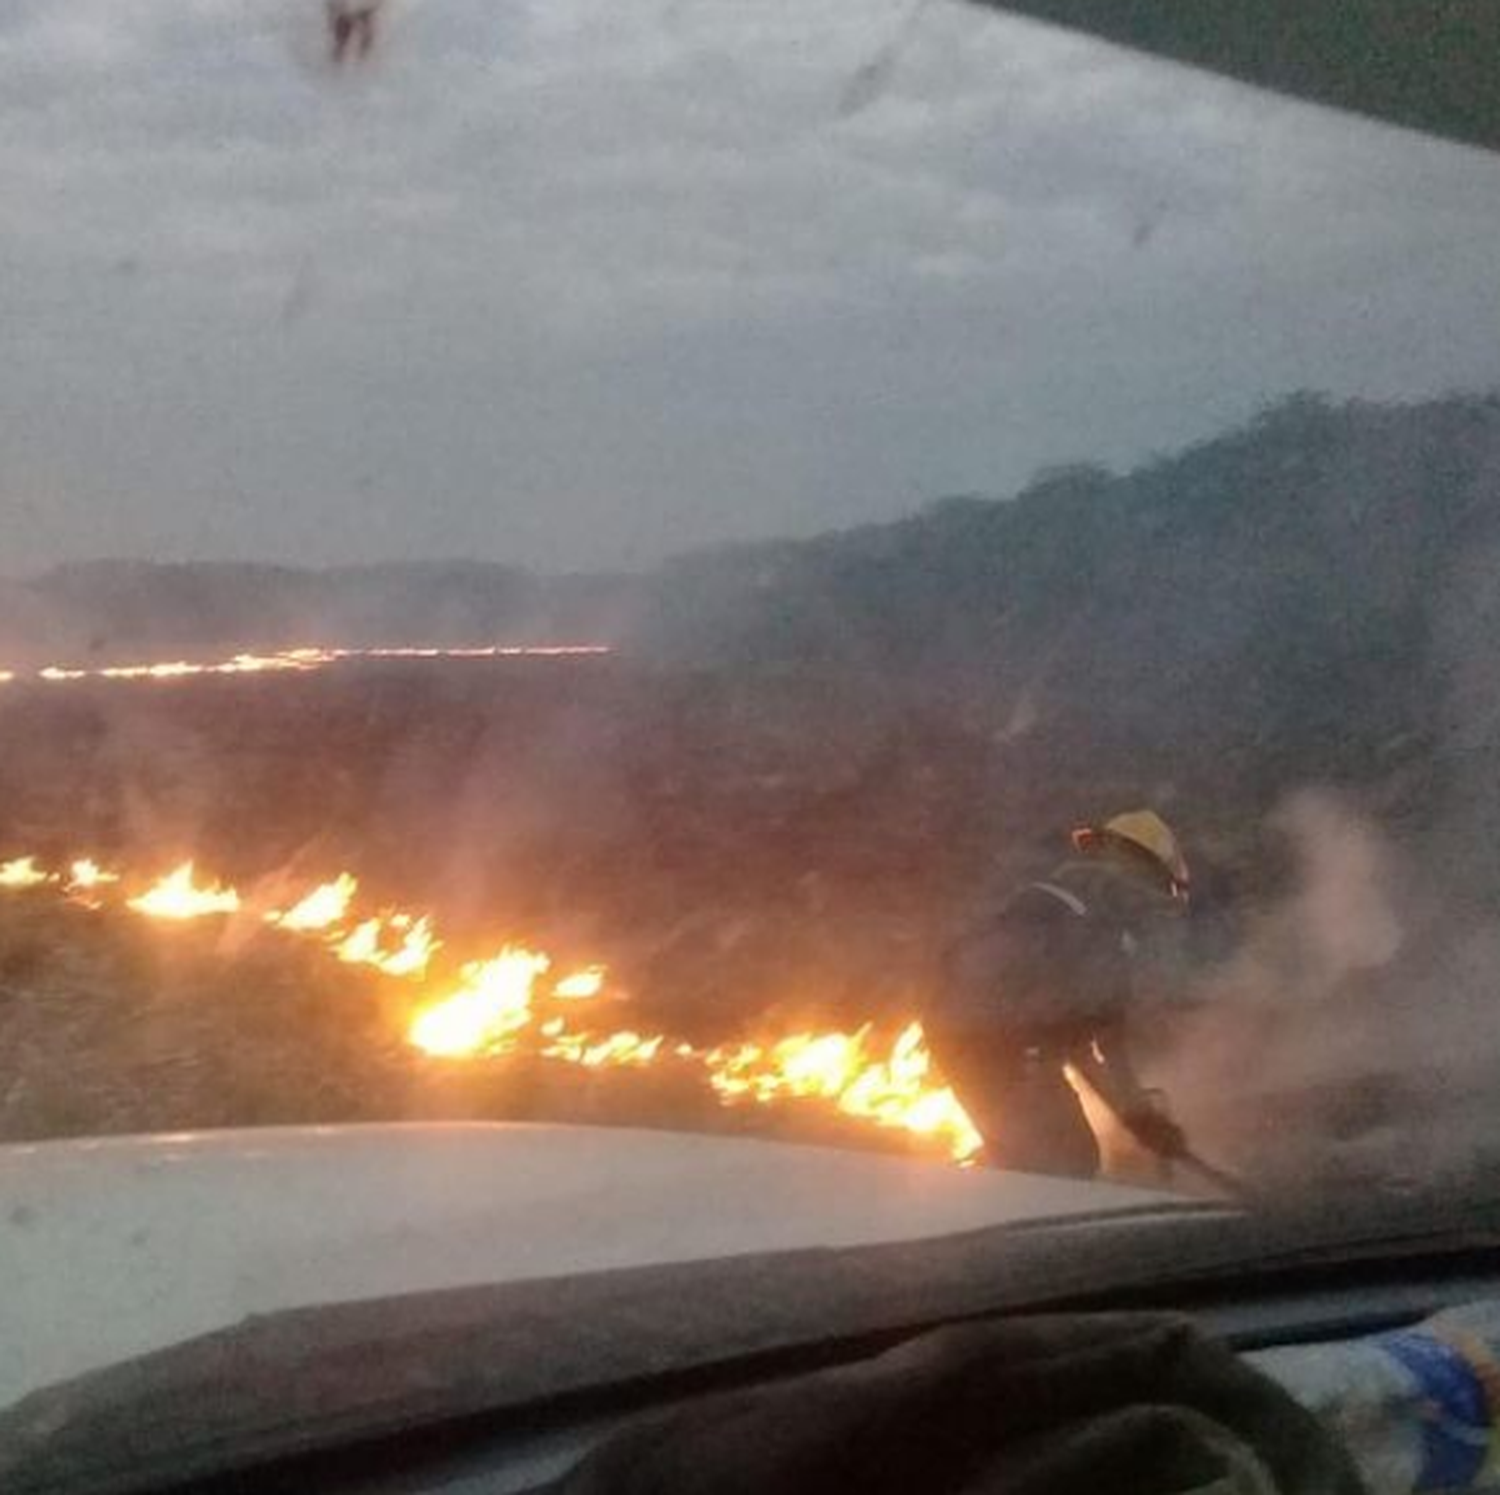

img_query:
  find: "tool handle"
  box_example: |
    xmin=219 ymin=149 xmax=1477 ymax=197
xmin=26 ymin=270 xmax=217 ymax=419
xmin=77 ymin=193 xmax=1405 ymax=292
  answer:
xmin=1176 ymin=1149 xmax=1258 ymax=1206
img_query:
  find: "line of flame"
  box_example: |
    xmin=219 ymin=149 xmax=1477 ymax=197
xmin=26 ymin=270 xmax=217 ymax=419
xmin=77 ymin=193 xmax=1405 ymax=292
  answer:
xmin=2 ymin=851 xmax=981 ymax=1161
xmin=0 ymin=644 xmax=611 ymax=688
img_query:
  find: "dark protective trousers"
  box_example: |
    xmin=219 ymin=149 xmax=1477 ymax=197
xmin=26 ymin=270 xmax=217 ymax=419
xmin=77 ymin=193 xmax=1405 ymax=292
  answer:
xmin=924 ymin=1022 xmax=1101 ymax=1178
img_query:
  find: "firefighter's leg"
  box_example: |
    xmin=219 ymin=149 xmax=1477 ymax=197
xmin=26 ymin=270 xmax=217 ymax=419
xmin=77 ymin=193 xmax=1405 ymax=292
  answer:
xmin=986 ymin=1059 xmax=1101 ymax=1178
xmin=926 ymin=1026 xmax=1099 ymax=1178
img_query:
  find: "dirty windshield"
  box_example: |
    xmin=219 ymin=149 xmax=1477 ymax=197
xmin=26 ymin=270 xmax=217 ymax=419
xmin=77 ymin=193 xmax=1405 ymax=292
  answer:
xmin=3 ymin=1 xmax=1500 ymax=1253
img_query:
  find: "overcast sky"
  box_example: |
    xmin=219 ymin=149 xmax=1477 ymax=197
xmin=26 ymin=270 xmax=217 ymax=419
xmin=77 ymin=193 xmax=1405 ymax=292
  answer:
xmin=3 ymin=0 xmax=1500 ymax=574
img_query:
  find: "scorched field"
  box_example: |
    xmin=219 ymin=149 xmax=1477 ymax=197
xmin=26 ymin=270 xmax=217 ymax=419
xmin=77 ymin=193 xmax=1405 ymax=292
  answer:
xmin=0 ymin=648 xmax=1002 ymax=1164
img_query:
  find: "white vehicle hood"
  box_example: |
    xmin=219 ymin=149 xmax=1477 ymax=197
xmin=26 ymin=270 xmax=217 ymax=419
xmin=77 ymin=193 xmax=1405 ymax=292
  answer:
xmin=0 ymin=1121 xmax=1177 ymax=1410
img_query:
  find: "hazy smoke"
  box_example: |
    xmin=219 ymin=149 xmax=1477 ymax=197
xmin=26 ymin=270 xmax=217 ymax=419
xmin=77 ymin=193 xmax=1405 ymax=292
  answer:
xmin=1261 ymin=793 xmax=1403 ymax=996
xmin=1151 ymin=791 xmax=1499 ymax=1193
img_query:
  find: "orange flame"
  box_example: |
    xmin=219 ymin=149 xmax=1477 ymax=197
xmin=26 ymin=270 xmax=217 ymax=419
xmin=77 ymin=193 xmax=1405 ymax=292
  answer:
xmin=0 ymin=842 xmax=982 ymax=1165
xmin=837 ymin=1022 xmax=982 ymax=1160
xmin=704 ymin=1021 xmax=982 ymax=1162
xmin=409 ymin=947 xmax=550 ymax=1057
xmin=127 ymin=863 xmax=241 ymax=920
xmin=271 ymin=873 xmax=358 ymax=932
xmin=18 ymin=643 xmax=610 ymax=687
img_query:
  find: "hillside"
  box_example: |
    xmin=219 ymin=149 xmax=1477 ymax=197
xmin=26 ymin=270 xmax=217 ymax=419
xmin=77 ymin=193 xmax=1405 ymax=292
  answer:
xmin=3 ymin=391 xmax=1497 ymax=899
xmin=641 ymin=393 xmax=1500 ymax=893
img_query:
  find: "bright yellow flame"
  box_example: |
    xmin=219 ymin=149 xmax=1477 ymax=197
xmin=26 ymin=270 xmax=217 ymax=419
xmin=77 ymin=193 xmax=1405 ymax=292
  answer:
xmin=0 ymin=857 xmax=51 ymax=889
xmin=0 ymin=836 xmax=981 ymax=1165
xmin=704 ymin=1021 xmax=982 ymax=1163
xmin=553 ymin=966 xmax=606 ymax=999
xmin=333 ymin=913 xmax=437 ymax=978
xmin=272 ymin=873 xmax=358 ymax=932
xmin=97 ymin=661 xmax=200 ymax=680
xmin=13 ymin=644 xmax=611 ymax=687
xmin=705 ymin=1027 xmax=869 ymax=1103
xmin=541 ymin=1026 xmax=663 ymax=1068
xmin=333 ymin=917 xmax=382 ymax=965
xmin=66 ymin=859 xmax=120 ymax=891
xmin=410 ymin=947 xmax=551 ymax=1057
xmin=837 ymin=1022 xmax=982 ymax=1159
xmin=127 ymin=863 xmax=241 ymax=920
xmin=379 ymin=916 xmax=438 ymax=977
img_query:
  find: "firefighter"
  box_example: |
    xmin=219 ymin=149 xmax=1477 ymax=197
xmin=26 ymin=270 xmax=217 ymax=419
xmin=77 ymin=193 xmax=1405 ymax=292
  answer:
xmin=927 ymin=810 xmax=1193 ymax=1179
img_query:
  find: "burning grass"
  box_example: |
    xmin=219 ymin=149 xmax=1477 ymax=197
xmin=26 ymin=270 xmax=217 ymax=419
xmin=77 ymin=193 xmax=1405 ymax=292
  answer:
xmin=0 ymin=853 xmax=981 ymax=1163
xmin=0 ymin=656 xmax=1000 ymax=1163
xmin=3 ymin=644 xmax=611 ymax=689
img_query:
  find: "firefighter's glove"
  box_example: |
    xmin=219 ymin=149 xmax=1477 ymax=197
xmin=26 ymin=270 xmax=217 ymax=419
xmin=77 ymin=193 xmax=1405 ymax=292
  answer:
xmin=1124 ymin=1108 xmax=1189 ymax=1159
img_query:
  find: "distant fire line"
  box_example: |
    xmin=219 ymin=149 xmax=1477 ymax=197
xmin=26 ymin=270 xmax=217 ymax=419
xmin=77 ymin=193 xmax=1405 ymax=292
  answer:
xmin=0 ymin=644 xmax=612 ymax=687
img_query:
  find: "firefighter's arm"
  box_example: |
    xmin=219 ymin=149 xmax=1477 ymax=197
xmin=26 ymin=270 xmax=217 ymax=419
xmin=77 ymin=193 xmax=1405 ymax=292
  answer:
xmin=1074 ymin=1021 xmax=1188 ymax=1160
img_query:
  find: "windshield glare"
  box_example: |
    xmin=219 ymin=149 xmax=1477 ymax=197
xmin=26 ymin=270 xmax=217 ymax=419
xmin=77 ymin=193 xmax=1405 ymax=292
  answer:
xmin=2 ymin=0 xmax=1500 ymax=1396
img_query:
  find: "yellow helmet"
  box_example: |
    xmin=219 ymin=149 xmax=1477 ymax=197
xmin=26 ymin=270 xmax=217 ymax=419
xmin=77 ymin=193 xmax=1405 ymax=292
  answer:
xmin=1073 ymin=809 xmax=1190 ymax=897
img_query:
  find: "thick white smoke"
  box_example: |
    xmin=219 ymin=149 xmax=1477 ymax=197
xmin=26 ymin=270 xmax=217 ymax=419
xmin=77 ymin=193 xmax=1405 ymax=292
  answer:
xmin=1146 ymin=791 xmax=1500 ymax=1194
